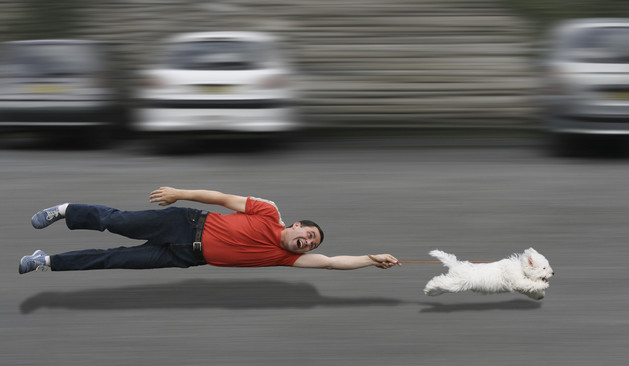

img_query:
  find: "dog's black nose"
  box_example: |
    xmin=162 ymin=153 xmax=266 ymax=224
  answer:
xmin=552 ymin=272 xmax=555 ymax=275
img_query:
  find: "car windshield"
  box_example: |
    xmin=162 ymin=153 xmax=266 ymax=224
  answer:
xmin=165 ymin=40 xmax=276 ymax=70
xmin=561 ymin=26 xmax=629 ymax=63
xmin=1 ymin=43 xmax=103 ymax=77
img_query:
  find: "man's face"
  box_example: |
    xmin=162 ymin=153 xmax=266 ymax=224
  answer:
xmin=282 ymin=222 xmax=322 ymax=254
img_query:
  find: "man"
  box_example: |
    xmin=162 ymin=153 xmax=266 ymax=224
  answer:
xmin=19 ymin=187 xmax=400 ymax=274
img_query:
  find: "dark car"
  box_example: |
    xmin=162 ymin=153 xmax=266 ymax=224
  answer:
xmin=0 ymin=39 xmax=127 ymax=146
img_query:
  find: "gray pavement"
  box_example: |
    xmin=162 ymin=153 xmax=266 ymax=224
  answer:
xmin=2 ymin=140 xmax=628 ymax=365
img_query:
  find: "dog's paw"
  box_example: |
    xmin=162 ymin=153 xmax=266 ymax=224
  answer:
xmin=423 ymin=285 xmax=444 ymax=296
xmin=523 ymin=290 xmax=545 ymax=300
xmin=527 ymin=280 xmax=549 ymax=292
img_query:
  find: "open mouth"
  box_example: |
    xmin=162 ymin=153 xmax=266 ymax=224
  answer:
xmin=297 ymin=239 xmax=304 ymax=250
xmin=542 ymin=277 xmax=549 ymax=283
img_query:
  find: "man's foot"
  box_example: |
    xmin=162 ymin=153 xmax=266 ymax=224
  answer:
xmin=19 ymin=250 xmax=48 ymax=274
xmin=31 ymin=204 xmax=66 ymax=229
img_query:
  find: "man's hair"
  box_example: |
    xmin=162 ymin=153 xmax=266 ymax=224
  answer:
xmin=297 ymin=220 xmax=324 ymax=244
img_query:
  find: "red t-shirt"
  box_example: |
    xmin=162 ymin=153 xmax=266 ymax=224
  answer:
xmin=201 ymin=197 xmax=302 ymax=267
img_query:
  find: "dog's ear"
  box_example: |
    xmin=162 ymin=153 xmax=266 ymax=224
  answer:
xmin=524 ymin=248 xmax=538 ymax=267
xmin=523 ymin=249 xmax=535 ymax=267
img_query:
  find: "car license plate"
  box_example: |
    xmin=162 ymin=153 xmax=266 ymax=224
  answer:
xmin=607 ymin=91 xmax=629 ymax=100
xmin=24 ymin=84 xmax=68 ymax=94
xmin=197 ymin=85 xmax=232 ymax=94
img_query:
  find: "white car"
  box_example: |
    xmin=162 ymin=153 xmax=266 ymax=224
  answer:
xmin=542 ymin=19 xmax=629 ymax=152
xmin=133 ymin=32 xmax=297 ymax=138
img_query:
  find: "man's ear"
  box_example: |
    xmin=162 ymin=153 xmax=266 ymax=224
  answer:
xmin=292 ymin=222 xmax=301 ymax=228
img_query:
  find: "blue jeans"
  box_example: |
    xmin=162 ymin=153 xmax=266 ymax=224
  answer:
xmin=50 ymin=204 xmax=207 ymax=271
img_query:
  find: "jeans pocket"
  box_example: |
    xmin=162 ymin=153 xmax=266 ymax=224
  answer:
xmin=186 ymin=208 xmax=200 ymax=225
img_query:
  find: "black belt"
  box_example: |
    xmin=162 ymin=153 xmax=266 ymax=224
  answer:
xmin=193 ymin=211 xmax=208 ymax=262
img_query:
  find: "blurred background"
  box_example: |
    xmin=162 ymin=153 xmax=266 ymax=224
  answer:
xmin=1 ymin=0 xmax=629 ymax=151
xmin=0 ymin=0 xmax=627 ymax=150
xmin=3 ymin=2 xmax=629 ymax=366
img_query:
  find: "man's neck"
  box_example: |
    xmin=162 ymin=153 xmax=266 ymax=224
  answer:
xmin=279 ymin=228 xmax=289 ymax=250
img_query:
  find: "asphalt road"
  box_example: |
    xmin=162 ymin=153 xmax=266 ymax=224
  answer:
xmin=2 ymin=138 xmax=628 ymax=366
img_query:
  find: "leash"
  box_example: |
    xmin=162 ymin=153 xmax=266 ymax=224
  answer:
xmin=399 ymin=260 xmax=493 ymax=264
xmin=367 ymin=255 xmax=493 ymax=264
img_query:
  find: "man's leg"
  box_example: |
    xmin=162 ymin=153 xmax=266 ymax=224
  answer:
xmin=21 ymin=204 xmax=207 ymax=273
xmin=49 ymin=242 xmax=205 ymax=271
xmin=64 ymin=204 xmax=200 ymax=244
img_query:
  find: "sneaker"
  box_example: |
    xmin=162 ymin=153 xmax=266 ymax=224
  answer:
xmin=31 ymin=204 xmax=65 ymax=229
xmin=19 ymin=250 xmax=48 ymax=274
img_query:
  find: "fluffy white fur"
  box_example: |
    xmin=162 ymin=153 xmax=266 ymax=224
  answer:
xmin=423 ymin=248 xmax=554 ymax=300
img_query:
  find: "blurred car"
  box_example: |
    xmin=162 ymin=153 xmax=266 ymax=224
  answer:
xmin=542 ymin=19 xmax=629 ymax=151
xmin=133 ymin=32 xmax=297 ymax=140
xmin=0 ymin=39 xmax=126 ymax=145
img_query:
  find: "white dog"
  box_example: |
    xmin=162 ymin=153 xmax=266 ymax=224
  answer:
xmin=423 ymin=248 xmax=554 ymax=300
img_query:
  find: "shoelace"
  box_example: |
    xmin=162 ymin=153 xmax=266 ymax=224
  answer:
xmin=45 ymin=210 xmax=60 ymax=221
xmin=35 ymin=265 xmax=48 ymax=272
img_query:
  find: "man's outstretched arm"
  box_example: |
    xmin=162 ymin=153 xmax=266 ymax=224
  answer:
xmin=149 ymin=187 xmax=247 ymax=213
xmin=292 ymin=253 xmax=401 ymax=270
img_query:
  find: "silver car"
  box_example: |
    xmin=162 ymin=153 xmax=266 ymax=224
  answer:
xmin=0 ymin=40 xmax=125 ymax=146
xmin=543 ymin=19 xmax=629 ymax=151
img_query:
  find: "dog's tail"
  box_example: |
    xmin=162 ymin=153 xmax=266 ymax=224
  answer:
xmin=429 ymin=249 xmax=459 ymax=268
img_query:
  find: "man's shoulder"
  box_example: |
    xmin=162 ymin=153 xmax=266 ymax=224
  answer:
xmin=247 ymin=197 xmax=285 ymax=226
xmin=248 ymin=197 xmax=280 ymax=210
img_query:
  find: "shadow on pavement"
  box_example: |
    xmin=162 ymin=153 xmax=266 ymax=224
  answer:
xmin=419 ymin=299 xmax=542 ymax=313
xmin=20 ymin=279 xmax=403 ymax=314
